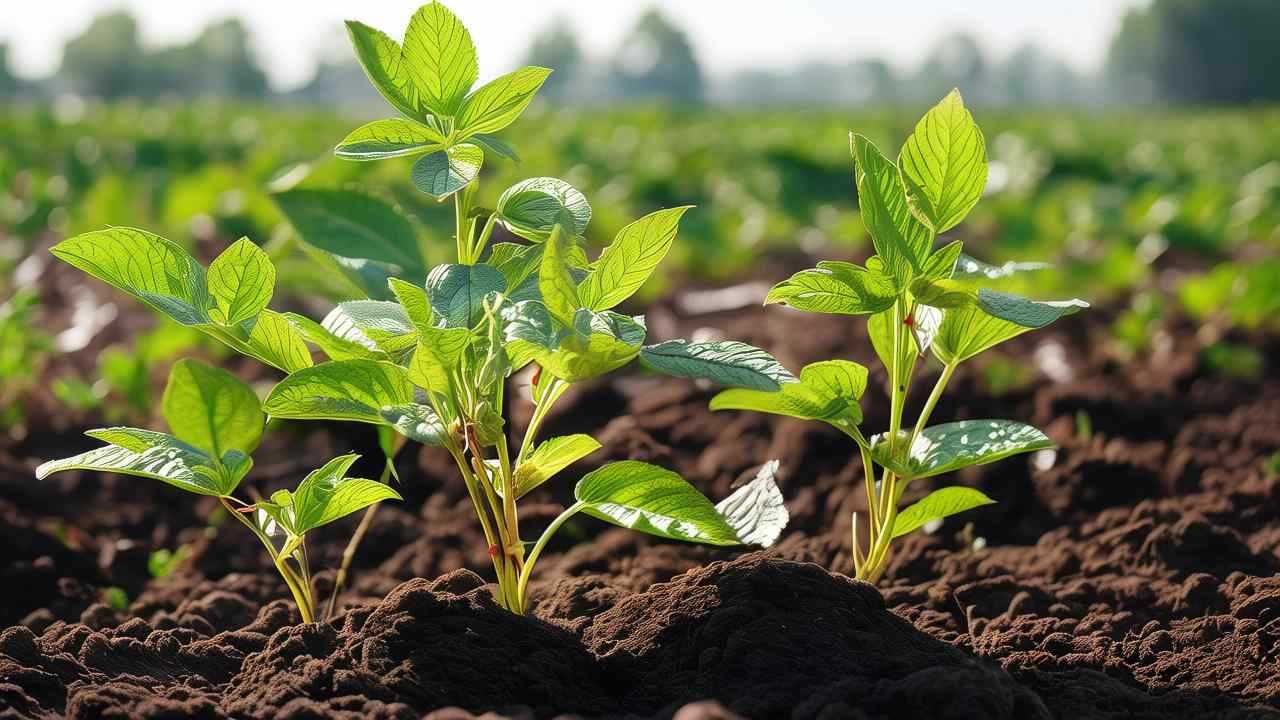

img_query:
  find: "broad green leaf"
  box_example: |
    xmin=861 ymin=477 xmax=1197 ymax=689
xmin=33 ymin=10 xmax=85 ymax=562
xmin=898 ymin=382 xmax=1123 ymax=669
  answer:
xmin=387 ymin=277 xmax=434 ymax=335
xmin=714 ymin=459 xmax=789 ymax=547
xmin=579 ymin=207 xmax=692 ymax=311
xmin=322 ymin=301 xmax=416 ymax=357
xmin=574 ymin=461 xmax=741 ymax=546
xmin=407 ymin=330 xmax=470 ymax=393
xmin=36 ymin=430 xmax=230 ymax=497
xmin=274 ymin=189 xmax=422 ymax=273
xmin=401 ymin=1 xmax=478 ymax=116
xmin=487 ymin=242 xmax=541 ymax=290
xmin=207 ymin=238 xmax=274 ymax=327
xmin=920 ymin=240 xmax=964 ymax=282
xmin=457 ymin=66 xmax=552 ymax=138
xmin=976 ymin=289 xmax=1089 ymax=329
xmin=496 ymin=177 xmax=591 ymax=242
xmin=86 ymin=427 xmax=174 ymax=453
xmin=229 ymin=310 xmax=315 ymax=373
xmin=511 ymin=434 xmax=601 ymax=498
xmin=851 ymin=136 xmax=932 ymax=287
xmin=345 ymin=20 xmax=422 ymax=120
xmin=872 ymin=419 xmax=1053 ymax=481
xmin=162 ymin=359 xmax=264 ymax=457
xmin=425 ymin=262 xmax=506 ymax=328
xmin=710 ymin=360 xmax=866 ymax=428
xmin=932 ymin=305 xmax=1026 ymax=364
xmin=639 ymin=339 xmax=794 ymax=391
xmin=264 ymin=359 xmax=413 ymax=425
xmin=538 ymin=226 xmax=581 ymax=326
xmin=412 ymin=144 xmax=484 ymax=200
xmin=891 ymin=486 xmax=995 ymax=539
xmin=536 ymin=310 xmax=645 ymax=382
xmin=953 ymin=254 xmax=1050 ymax=280
xmin=293 ymin=454 xmax=402 ymax=533
xmin=288 ymin=311 xmax=386 ymax=361
xmin=381 ymin=402 xmax=449 ymax=445
xmin=335 ymin=118 xmax=444 ymax=160
xmin=898 ymin=90 xmax=988 ymax=233
xmin=50 ymin=228 xmax=211 ymax=326
xmin=766 ymin=262 xmax=896 ymax=316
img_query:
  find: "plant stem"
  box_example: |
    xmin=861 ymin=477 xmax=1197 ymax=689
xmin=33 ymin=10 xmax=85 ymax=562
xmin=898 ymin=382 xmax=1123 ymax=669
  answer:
xmin=908 ymin=361 xmax=958 ymax=448
xmin=515 ymin=500 xmax=585 ymax=613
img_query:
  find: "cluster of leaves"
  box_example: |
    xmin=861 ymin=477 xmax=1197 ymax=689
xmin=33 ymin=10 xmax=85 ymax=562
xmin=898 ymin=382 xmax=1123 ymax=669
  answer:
xmin=42 ymin=2 xmax=788 ymax=618
xmin=715 ymin=91 xmax=1087 ymax=582
xmin=37 ymin=359 xmax=399 ymax=622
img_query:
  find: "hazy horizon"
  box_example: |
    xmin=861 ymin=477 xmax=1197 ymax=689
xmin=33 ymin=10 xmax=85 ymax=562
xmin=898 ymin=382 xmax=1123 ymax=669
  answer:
xmin=3 ymin=0 xmax=1147 ymax=90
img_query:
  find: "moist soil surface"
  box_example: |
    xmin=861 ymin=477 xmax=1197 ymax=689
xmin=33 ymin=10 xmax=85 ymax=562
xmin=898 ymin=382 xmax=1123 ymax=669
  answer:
xmin=3 ymin=254 xmax=1280 ymax=719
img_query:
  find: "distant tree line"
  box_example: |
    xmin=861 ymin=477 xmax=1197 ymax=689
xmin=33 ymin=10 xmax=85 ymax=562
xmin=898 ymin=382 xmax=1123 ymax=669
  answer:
xmin=1 ymin=1 xmax=1275 ymax=106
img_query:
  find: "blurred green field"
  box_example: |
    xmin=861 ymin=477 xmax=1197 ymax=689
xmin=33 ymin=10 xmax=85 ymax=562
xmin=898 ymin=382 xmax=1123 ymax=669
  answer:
xmin=2 ymin=102 xmax=1278 ymax=429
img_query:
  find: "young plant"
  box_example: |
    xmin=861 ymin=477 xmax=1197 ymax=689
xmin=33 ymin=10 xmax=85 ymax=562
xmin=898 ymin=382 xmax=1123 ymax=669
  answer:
xmin=715 ymin=90 xmax=1089 ymax=583
xmin=48 ymin=1 xmax=790 ymax=618
xmin=36 ymin=359 xmax=400 ymax=622
xmin=259 ymin=2 xmax=791 ymax=615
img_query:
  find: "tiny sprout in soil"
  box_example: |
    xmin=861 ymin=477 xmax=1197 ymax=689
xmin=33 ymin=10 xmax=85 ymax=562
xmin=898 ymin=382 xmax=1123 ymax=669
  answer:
xmin=716 ymin=90 xmax=1089 ymax=583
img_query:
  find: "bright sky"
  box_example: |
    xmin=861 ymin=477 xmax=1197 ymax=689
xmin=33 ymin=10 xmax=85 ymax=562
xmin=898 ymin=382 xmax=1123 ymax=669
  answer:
xmin=3 ymin=1 xmax=1147 ymax=89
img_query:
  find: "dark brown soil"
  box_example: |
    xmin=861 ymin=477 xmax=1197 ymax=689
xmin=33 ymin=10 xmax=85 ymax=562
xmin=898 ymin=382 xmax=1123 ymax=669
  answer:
xmin=3 ymin=257 xmax=1280 ymax=718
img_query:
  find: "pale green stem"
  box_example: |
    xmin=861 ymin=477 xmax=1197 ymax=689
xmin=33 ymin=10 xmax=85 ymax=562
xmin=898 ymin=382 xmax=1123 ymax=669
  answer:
xmin=516 ymin=500 xmax=586 ymax=613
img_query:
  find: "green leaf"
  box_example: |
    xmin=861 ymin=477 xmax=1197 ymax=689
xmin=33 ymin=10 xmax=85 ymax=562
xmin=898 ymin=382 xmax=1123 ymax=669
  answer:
xmin=287 ymin=312 xmax=382 ymax=361
xmin=335 ymin=118 xmax=444 ymax=160
xmin=537 ymin=310 xmax=645 ymax=383
xmin=579 ymin=206 xmax=692 ymax=311
xmin=401 ymin=1 xmax=478 ymax=116
xmin=471 ymin=133 xmax=520 ymax=161
xmin=264 ymin=359 xmax=413 ymax=425
xmin=511 ymin=434 xmax=601 ymax=498
xmin=36 ymin=429 xmax=230 ymax=497
xmin=412 ymin=144 xmax=484 ymax=200
xmin=765 ymin=262 xmax=896 ymax=316
xmin=898 ymin=89 xmax=988 ymax=233
xmin=868 ymin=307 xmax=916 ymax=391
xmin=714 ymin=459 xmax=789 ymax=547
xmin=639 ymin=339 xmax=794 ymax=391
xmin=538 ymin=226 xmax=582 ymax=326
xmin=921 ymin=240 xmax=964 ymax=282
xmin=574 ymin=461 xmax=742 ymax=546
xmin=293 ymin=453 xmax=402 ymax=534
xmin=274 ymin=189 xmax=422 ymax=273
xmin=909 ymin=277 xmax=977 ymax=309
xmin=425 ymin=262 xmax=506 ymax=328
xmin=86 ymin=427 xmax=175 ymax=453
xmin=457 ymin=66 xmax=552 ymax=138
xmin=976 ymin=289 xmax=1089 ymax=329
xmin=851 ymin=136 xmax=932 ymax=287
xmin=387 ymin=277 xmax=434 ymax=335
xmin=345 ymin=20 xmax=423 ymax=120
xmin=710 ymin=360 xmax=866 ymax=428
xmin=162 ymin=359 xmax=264 ymax=458
xmin=891 ymin=486 xmax=995 ymax=539
xmin=50 ymin=228 xmax=211 ymax=326
xmin=207 ymin=238 xmax=274 ymax=327
xmin=953 ymin=254 xmax=1051 ymax=280
xmin=322 ymin=301 xmax=416 ymax=357
xmin=872 ymin=419 xmax=1053 ymax=481
xmin=231 ymin=310 xmax=315 ymax=373
xmin=380 ymin=402 xmax=449 ymax=445
xmin=496 ymin=177 xmax=591 ymax=242
xmin=407 ymin=330 xmax=470 ymax=393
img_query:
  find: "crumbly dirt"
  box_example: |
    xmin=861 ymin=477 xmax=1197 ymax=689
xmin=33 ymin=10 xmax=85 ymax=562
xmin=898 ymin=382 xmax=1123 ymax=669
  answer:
xmin=3 ymin=252 xmax=1280 ymax=718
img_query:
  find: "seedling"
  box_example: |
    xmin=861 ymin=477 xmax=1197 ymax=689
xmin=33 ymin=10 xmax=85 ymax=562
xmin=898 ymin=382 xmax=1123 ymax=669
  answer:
xmin=36 ymin=359 xmax=401 ymax=622
xmin=715 ymin=91 xmax=1088 ymax=583
xmin=48 ymin=1 xmax=790 ymax=617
